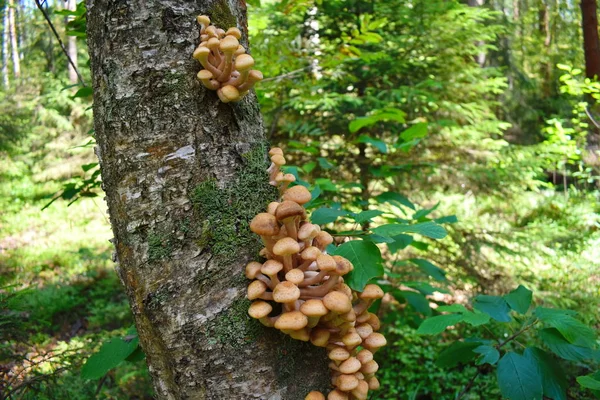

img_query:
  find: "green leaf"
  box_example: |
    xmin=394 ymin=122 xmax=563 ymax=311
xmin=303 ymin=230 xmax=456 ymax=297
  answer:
xmin=375 ymin=192 xmax=415 ymax=210
xmin=436 ymin=304 xmax=468 ymax=313
xmin=317 ymin=157 xmax=335 ymax=170
xmin=462 ymin=311 xmax=491 ymax=326
xmin=404 ymin=281 xmax=449 ymax=295
xmin=539 ymin=328 xmax=596 ymax=362
xmin=393 ymin=290 xmax=431 ymax=315
xmin=526 ymin=347 xmax=568 ymax=400
xmin=577 ymin=374 xmax=600 ymax=391
xmin=348 ymin=108 xmax=406 ymax=133
xmin=333 ymin=240 xmax=383 ymax=291
xmin=354 ymin=210 xmax=384 ymax=224
xmin=534 ymin=307 xmax=596 ymax=347
xmin=386 ymin=234 xmax=413 ymax=254
xmin=81 ymin=162 xmax=98 ymax=172
xmin=125 ymin=346 xmax=146 ymax=362
xmin=73 ymin=86 xmax=93 ymax=98
xmin=473 ymin=295 xmax=511 ymax=322
xmin=417 ymin=314 xmax=463 ymax=335
xmin=400 ymin=123 xmax=428 ymax=141
xmin=81 ymin=335 xmax=140 ymax=379
xmin=302 ymin=161 xmax=317 ymax=173
xmin=372 ymin=222 xmax=447 ymax=239
xmin=436 ymin=341 xmax=480 ymax=367
xmin=310 ymin=208 xmax=349 ymax=224
xmin=504 ymin=285 xmax=533 ymax=314
xmin=413 ymin=202 xmax=440 ymax=220
xmin=474 ymin=345 xmax=500 ymax=365
xmin=357 ymin=135 xmax=387 ymax=153
xmin=497 ymin=352 xmax=543 ymax=400
xmin=409 ymin=258 xmax=447 ymax=282
xmin=434 ymin=215 xmax=458 ymax=224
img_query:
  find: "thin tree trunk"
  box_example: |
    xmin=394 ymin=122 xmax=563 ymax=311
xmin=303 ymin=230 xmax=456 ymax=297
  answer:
xmin=2 ymin=5 xmax=9 ymax=89
xmin=66 ymin=0 xmax=77 ymax=83
xmin=539 ymin=0 xmax=552 ymax=96
xmin=468 ymin=0 xmax=487 ymax=67
xmin=7 ymin=0 xmax=19 ymax=78
xmin=86 ymin=1 xmax=329 ymax=399
xmin=581 ymin=0 xmax=600 ymax=79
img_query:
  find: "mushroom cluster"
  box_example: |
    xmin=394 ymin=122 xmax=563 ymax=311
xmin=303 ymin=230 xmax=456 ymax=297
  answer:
xmin=193 ymin=15 xmax=263 ymax=103
xmin=247 ymin=148 xmax=387 ymax=400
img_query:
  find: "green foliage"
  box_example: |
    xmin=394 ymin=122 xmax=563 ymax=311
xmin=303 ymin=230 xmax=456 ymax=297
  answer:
xmin=81 ymin=327 xmax=142 ymax=379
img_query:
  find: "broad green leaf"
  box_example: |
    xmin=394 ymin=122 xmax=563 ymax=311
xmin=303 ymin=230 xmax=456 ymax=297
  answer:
xmin=317 ymin=157 xmax=335 ymax=170
xmin=534 ymin=307 xmax=596 ymax=347
xmin=365 ymin=234 xmax=395 ymax=243
xmin=473 ymin=295 xmax=511 ymax=322
xmin=393 ymin=290 xmax=431 ymax=315
xmin=436 ymin=304 xmax=468 ymax=313
xmin=417 ymin=314 xmax=463 ymax=335
xmin=436 ymin=341 xmax=480 ymax=367
xmin=409 ymin=258 xmax=447 ymax=282
xmin=526 ymin=347 xmax=568 ymax=400
xmin=434 ymin=215 xmax=458 ymax=224
xmin=354 ymin=210 xmax=384 ymax=224
xmin=504 ymin=285 xmax=533 ymax=314
xmin=357 ymin=135 xmax=388 ymax=153
xmin=302 ymin=161 xmax=317 ymax=173
xmin=310 ymin=208 xmax=349 ymax=224
xmin=539 ymin=328 xmax=596 ymax=362
xmin=81 ymin=335 xmax=140 ymax=379
xmin=73 ymin=86 xmax=93 ymax=98
xmin=462 ymin=311 xmax=491 ymax=326
xmin=386 ymin=234 xmax=413 ymax=253
xmin=374 ymin=192 xmax=415 ymax=210
xmin=400 ymin=123 xmax=428 ymax=141
xmin=349 ymin=108 xmax=406 ymax=133
xmin=404 ymin=281 xmax=449 ymax=295
xmin=333 ymin=240 xmax=383 ymax=291
xmin=413 ymin=202 xmax=439 ymax=220
xmin=372 ymin=222 xmax=447 ymax=240
xmin=314 ymin=178 xmax=338 ymax=192
xmin=125 ymin=346 xmax=146 ymax=362
xmin=497 ymin=352 xmax=543 ymax=400
xmin=82 ymin=163 xmax=98 ymax=172
xmin=577 ymin=374 xmax=600 ymax=391
xmin=474 ymin=345 xmax=500 ymax=365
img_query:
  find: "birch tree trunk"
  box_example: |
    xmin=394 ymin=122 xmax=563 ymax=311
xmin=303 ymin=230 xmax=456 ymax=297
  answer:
xmin=2 ymin=5 xmax=9 ymax=89
xmin=86 ymin=1 xmax=329 ymax=399
xmin=7 ymin=0 xmax=19 ymax=79
xmin=66 ymin=0 xmax=78 ymax=84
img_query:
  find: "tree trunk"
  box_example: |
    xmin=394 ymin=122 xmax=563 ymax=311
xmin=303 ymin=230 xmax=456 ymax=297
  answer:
xmin=468 ymin=0 xmax=487 ymax=67
xmin=539 ymin=0 xmax=552 ymax=96
xmin=7 ymin=0 xmax=19 ymax=79
xmin=581 ymin=0 xmax=600 ymax=79
xmin=86 ymin=1 xmax=329 ymax=399
xmin=2 ymin=4 xmax=9 ymax=89
xmin=66 ymin=0 xmax=78 ymax=83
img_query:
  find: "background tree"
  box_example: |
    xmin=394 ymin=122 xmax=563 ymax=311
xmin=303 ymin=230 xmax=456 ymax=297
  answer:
xmin=86 ymin=0 xmax=328 ymax=398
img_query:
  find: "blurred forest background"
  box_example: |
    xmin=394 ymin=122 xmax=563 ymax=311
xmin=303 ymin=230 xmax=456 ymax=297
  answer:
xmin=1 ymin=0 xmax=599 ymax=399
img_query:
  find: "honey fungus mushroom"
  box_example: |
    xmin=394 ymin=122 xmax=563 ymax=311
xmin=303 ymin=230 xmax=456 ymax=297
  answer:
xmin=193 ymin=15 xmax=263 ymax=102
xmin=246 ymin=147 xmax=387 ymax=400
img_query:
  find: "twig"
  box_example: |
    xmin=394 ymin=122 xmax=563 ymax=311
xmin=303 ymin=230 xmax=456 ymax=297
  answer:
xmin=33 ymin=0 xmax=86 ymax=86
xmin=497 ymin=319 xmax=538 ymax=348
xmin=585 ymin=107 xmax=600 ymax=129
xmin=261 ymin=66 xmax=311 ymax=83
xmin=456 ymin=370 xmax=480 ymax=400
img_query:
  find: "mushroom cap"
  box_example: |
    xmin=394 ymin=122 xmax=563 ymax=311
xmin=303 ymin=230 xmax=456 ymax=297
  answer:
xmin=363 ymin=332 xmax=386 ymax=349
xmin=261 ymin=259 xmax=283 ymax=277
xmin=226 ymin=27 xmax=242 ymax=39
xmin=328 ymin=346 xmax=350 ymax=361
xmin=266 ymin=201 xmax=280 ymax=215
xmin=359 ymin=284 xmax=384 ymax=300
xmin=336 ymin=283 xmax=353 ymax=299
xmin=301 ymin=246 xmax=321 ymax=261
xmin=300 ymin=299 xmax=328 ymax=317
xmin=360 ymin=360 xmax=379 ymax=374
xmin=367 ymin=313 xmax=381 ymax=331
xmin=220 ymin=35 xmax=239 ymax=52
xmin=193 ymin=46 xmax=211 ymax=61
xmin=355 ymin=323 xmax=374 ymax=340
xmin=340 ymin=308 xmax=356 ymax=322
xmin=269 ymin=147 xmax=284 ymax=156
xmin=197 ymin=69 xmax=214 ymax=80
xmin=234 ymin=54 xmax=255 ymax=71
xmin=339 ymin=357 xmax=362 ymax=374
xmin=356 ymin=349 xmax=374 ymax=364
xmin=274 ymin=311 xmax=307 ymax=330
xmin=367 ymin=376 xmax=380 ymax=390
xmin=250 ymin=213 xmax=280 ymax=236
xmin=275 ymin=201 xmax=304 ymax=222
xmin=336 ymin=374 xmax=359 ymax=391
xmin=305 ymin=391 xmax=325 ymax=400
xmin=310 ymin=328 xmax=330 ymax=347
xmin=327 ymin=390 xmax=349 ymax=400
xmin=217 ymin=85 xmax=240 ymax=102
xmin=273 ymin=237 xmax=301 ymax=256
xmin=351 ymin=379 xmax=369 ymax=400
xmin=316 ymin=254 xmax=337 ymax=272
xmin=245 ymin=261 xmax=263 ymax=279
xmin=289 ymin=327 xmax=310 ymax=341
xmin=314 ymin=231 xmax=334 ymax=248
xmin=323 ymin=291 xmax=353 ymax=314
xmin=342 ymin=331 xmax=363 ymax=348
xmin=298 ymin=223 xmax=319 ymax=241
xmin=207 ymin=37 xmax=220 ymax=49
xmin=285 ymin=268 xmax=305 ymax=285
xmin=235 ymin=45 xmax=246 ymax=56
xmin=248 ymin=301 xmax=272 ymax=319
xmin=273 ymin=281 xmax=300 ymax=303
xmin=270 ymin=154 xmax=286 ymax=166
xmin=196 ymin=15 xmax=210 ymax=26
xmin=282 ymin=185 xmax=312 ymax=205
xmin=247 ymin=69 xmax=264 ymax=82
xmin=205 ymin=25 xmax=218 ymax=38
xmin=332 ymin=255 xmax=354 ymax=275
xmin=247 ymin=279 xmax=267 ymax=300
xmin=356 ymin=311 xmax=372 ymax=324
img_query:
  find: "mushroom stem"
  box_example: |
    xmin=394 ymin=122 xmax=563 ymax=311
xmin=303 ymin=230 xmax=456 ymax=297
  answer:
xmin=298 ymin=270 xmax=329 ymax=287
xmin=255 ymin=274 xmax=275 ymax=289
xmin=193 ymin=47 xmax=222 ymax=78
xmin=300 ymin=276 xmax=340 ymax=298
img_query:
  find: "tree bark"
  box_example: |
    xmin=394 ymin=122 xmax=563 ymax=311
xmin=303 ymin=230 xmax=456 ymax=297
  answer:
xmin=66 ymin=0 xmax=78 ymax=84
xmin=2 ymin=4 xmax=9 ymax=89
xmin=468 ymin=0 xmax=487 ymax=67
xmin=7 ymin=0 xmax=19 ymax=79
xmin=86 ymin=1 xmax=329 ymax=399
xmin=581 ymin=0 xmax=600 ymax=79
